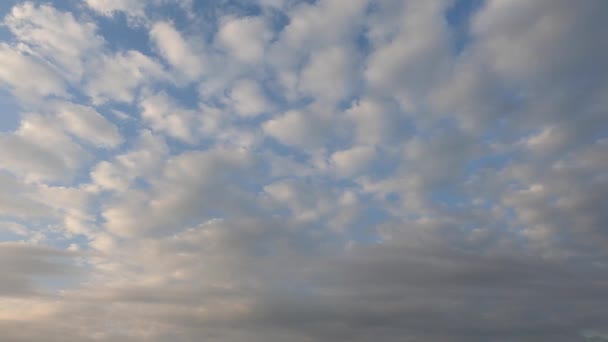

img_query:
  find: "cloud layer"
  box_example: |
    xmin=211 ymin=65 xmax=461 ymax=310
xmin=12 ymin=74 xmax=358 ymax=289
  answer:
xmin=0 ymin=0 xmax=607 ymax=341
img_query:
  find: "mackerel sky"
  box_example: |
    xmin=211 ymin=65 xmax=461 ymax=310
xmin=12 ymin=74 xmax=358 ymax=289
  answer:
xmin=0 ymin=1 xmax=607 ymax=341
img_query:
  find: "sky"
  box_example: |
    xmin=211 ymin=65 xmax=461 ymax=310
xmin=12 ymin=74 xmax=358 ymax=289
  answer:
xmin=0 ymin=0 xmax=607 ymax=341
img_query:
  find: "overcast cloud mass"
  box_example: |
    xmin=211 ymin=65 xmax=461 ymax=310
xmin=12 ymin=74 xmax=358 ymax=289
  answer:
xmin=0 ymin=0 xmax=607 ymax=341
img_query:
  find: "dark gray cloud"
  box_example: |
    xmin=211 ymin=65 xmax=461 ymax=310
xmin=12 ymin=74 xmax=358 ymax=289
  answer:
xmin=0 ymin=242 xmax=79 ymax=296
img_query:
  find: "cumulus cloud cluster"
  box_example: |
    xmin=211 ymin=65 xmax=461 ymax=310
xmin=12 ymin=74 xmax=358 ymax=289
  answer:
xmin=0 ymin=0 xmax=607 ymax=341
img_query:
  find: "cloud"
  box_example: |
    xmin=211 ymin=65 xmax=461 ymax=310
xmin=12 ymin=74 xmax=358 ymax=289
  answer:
xmin=102 ymin=147 xmax=260 ymax=237
xmin=299 ymin=45 xmax=357 ymax=105
xmin=85 ymin=50 xmax=167 ymax=104
xmin=0 ymin=114 xmax=89 ymax=183
xmin=329 ymin=145 xmax=376 ymax=178
xmin=227 ymin=79 xmax=270 ymax=117
xmin=139 ymin=91 xmax=201 ymax=143
xmin=0 ymin=43 xmax=66 ymax=99
xmin=56 ymin=102 xmax=123 ymax=148
xmin=90 ymin=130 xmax=168 ymax=192
xmin=150 ymin=21 xmax=204 ymax=81
xmin=0 ymin=242 xmax=78 ymax=296
xmin=85 ymin=0 xmax=146 ymax=18
xmin=365 ymin=1 xmax=452 ymax=111
xmin=0 ymin=173 xmax=51 ymax=218
xmin=4 ymin=2 xmax=104 ymax=82
xmin=216 ymin=16 xmax=272 ymax=64
xmin=0 ymin=0 xmax=607 ymax=341
xmin=263 ymin=109 xmax=334 ymax=150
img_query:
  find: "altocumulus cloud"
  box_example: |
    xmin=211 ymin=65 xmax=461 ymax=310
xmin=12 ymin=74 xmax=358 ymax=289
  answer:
xmin=0 ymin=0 xmax=607 ymax=341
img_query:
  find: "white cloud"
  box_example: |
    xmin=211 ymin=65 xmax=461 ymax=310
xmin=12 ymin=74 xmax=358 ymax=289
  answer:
xmin=0 ymin=173 xmax=51 ymax=218
xmin=4 ymin=3 xmax=105 ymax=82
xmin=330 ymin=146 xmax=376 ymax=178
xmin=0 ymin=115 xmax=89 ymax=183
xmin=345 ymin=98 xmax=400 ymax=145
xmin=228 ymin=79 xmax=270 ymax=117
xmin=150 ymin=21 xmax=204 ymax=81
xmin=299 ymin=45 xmax=356 ymax=105
xmin=90 ymin=130 xmax=168 ymax=192
xmin=263 ymin=110 xmax=330 ymax=150
xmin=139 ymin=92 xmax=201 ymax=143
xmin=35 ymin=184 xmax=95 ymax=236
xmin=263 ymin=179 xmax=351 ymax=223
xmin=217 ymin=16 xmax=272 ymax=64
xmin=86 ymin=50 xmax=167 ymax=104
xmin=365 ymin=1 xmax=451 ymax=111
xmin=279 ymin=0 xmax=368 ymax=49
xmin=102 ymin=148 xmax=257 ymax=237
xmin=85 ymin=0 xmax=146 ymax=18
xmin=0 ymin=43 xmax=66 ymax=99
xmin=56 ymin=102 xmax=123 ymax=148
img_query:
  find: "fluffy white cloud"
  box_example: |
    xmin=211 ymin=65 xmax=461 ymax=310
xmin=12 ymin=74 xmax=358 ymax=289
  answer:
xmin=85 ymin=50 xmax=167 ymax=104
xmin=90 ymin=130 xmax=168 ymax=191
xmin=0 ymin=114 xmax=89 ymax=183
xmin=139 ymin=91 xmax=201 ymax=143
xmin=56 ymin=102 xmax=123 ymax=148
xmin=365 ymin=1 xmax=451 ymax=111
xmin=329 ymin=146 xmax=376 ymax=178
xmin=227 ymin=79 xmax=270 ymax=117
xmin=216 ymin=16 xmax=272 ymax=64
xmin=345 ymin=98 xmax=405 ymax=146
xmin=279 ymin=0 xmax=368 ymax=50
xmin=85 ymin=0 xmax=146 ymax=18
xmin=0 ymin=43 xmax=66 ymax=99
xmin=4 ymin=3 xmax=104 ymax=82
xmin=150 ymin=21 xmax=204 ymax=80
xmin=263 ymin=109 xmax=331 ymax=150
xmin=0 ymin=173 xmax=51 ymax=218
xmin=102 ymin=147 xmax=258 ymax=237
xmin=299 ymin=45 xmax=357 ymax=105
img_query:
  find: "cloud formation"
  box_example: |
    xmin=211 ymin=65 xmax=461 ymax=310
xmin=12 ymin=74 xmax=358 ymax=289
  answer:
xmin=0 ymin=0 xmax=607 ymax=341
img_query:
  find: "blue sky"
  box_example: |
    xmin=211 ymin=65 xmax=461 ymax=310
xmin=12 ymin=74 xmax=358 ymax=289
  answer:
xmin=0 ymin=1 xmax=607 ymax=341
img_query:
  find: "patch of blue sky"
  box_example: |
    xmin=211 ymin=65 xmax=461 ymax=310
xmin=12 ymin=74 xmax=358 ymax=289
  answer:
xmin=49 ymin=230 xmax=90 ymax=251
xmin=0 ymin=1 xmax=18 ymax=15
xmin=154 ymin=1 xmax=196 ymax=27
xmin=262 ymin=136 xmax=310 ymax=163
xmin=190 ymin=0 xmax=263 ymax=33
xmin=414 ymin=116 xmax=460 ymax=138
xmin=0 ymin=89 xmax=20 ymax=132
xmin=162 ymin=133 xmax=216 ymax=157
xmin=0 ymin=218 xmax=85 ymax=249
xmin=364 ymin=148 xmax=401 ymax=181
xmin=431 ymin=186 xmax=465 ymax=208
xmin=165 ymin=82 xmax=202 ymax=109
xmin=265 ymin=6 xmax=290 ymax=36
xmin=444 ymin=0 xmax=484 ymax=55
xmin=0 ymin=1 xmax=17 ymax=42
xmin=0 ymin=227 xmax=26 ymax=242
xmin=465 ymin=153 xmax=511 ymax=176
xmin=385 ymin=191 xmax=400 ymax=204
xmin=94 ymin=12 xmax=153 ymax=55
xmin=348 ymin=205 xmax=390 ymax=244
